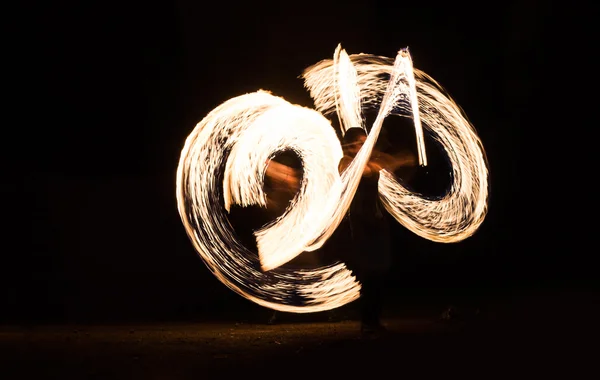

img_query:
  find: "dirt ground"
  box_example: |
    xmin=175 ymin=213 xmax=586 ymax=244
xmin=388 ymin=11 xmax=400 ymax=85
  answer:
xmin=1 ymin=290 xmax=598 ymax=379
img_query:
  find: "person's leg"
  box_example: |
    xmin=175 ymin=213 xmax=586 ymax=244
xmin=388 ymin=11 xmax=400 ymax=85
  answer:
xmin=267 ymin=310 xmax=279 ymax=324
xmin=360 ymin=275 xmax=386 ymax=330
xmin=359 ymin=223 xmax=391 ymax=333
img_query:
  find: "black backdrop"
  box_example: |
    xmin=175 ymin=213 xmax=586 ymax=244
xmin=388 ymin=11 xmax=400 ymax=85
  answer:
xmin=4 ymin=1 xmax=582 ymax=324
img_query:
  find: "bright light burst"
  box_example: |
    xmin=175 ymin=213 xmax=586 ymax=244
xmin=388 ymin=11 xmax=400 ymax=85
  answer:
xmin=175 ymin=45 xmax=489 ymax=313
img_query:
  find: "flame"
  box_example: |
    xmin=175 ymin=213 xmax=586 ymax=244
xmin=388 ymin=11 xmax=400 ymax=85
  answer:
xmin=176 ymin=45 xmax=489 ymax=312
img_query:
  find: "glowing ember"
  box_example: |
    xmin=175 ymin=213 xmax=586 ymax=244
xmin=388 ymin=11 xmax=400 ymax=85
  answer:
xmin=176 ymin=44 xmax=489 ymax=313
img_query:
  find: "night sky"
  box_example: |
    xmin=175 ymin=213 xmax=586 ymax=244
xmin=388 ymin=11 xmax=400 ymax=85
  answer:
xmin=4 ymin=1 xmax=580 ymax=325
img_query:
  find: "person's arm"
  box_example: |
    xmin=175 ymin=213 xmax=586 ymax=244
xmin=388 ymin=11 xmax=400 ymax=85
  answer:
xmin=265 ymin=160 xmax=300 ymax=188
xmin=339 ymin=155 xmax=376 ymax=177
xmin=372 ymin=150 xmax=417 ymax=172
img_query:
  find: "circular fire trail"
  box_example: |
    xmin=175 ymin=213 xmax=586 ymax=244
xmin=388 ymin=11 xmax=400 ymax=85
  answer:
xmin=176 ymin=45 xmax=489 ymax=312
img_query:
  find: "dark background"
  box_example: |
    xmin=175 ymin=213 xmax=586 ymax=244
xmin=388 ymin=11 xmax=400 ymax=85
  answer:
xmin=4 ymin=1 xmax=583 ymax=325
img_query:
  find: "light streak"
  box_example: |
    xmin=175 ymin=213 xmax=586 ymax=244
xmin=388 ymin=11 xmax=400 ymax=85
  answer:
xmin=176 ymin=45 xmax=489 ymax=312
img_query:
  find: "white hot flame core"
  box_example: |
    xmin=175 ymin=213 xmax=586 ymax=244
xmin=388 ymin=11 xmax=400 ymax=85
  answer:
xmin=176 ymin=45 xmax=489 ymax=313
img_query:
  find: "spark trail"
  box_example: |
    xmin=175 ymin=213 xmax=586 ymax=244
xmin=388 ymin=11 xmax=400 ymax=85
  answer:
xmin=176 ymin=45 xmax=489 ymax=312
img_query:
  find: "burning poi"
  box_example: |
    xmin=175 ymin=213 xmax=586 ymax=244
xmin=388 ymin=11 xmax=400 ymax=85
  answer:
xmin=176 ymin=45 xmax=489 ymax=313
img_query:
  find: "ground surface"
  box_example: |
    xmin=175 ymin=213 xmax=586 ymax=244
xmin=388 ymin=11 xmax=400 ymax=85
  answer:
xmin=2 ymin=290 xmax=598 ymax=379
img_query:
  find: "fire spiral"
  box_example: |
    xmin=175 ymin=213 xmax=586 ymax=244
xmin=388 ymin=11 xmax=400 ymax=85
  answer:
xmin=176 ymin=45 xmax=489 ymax=313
